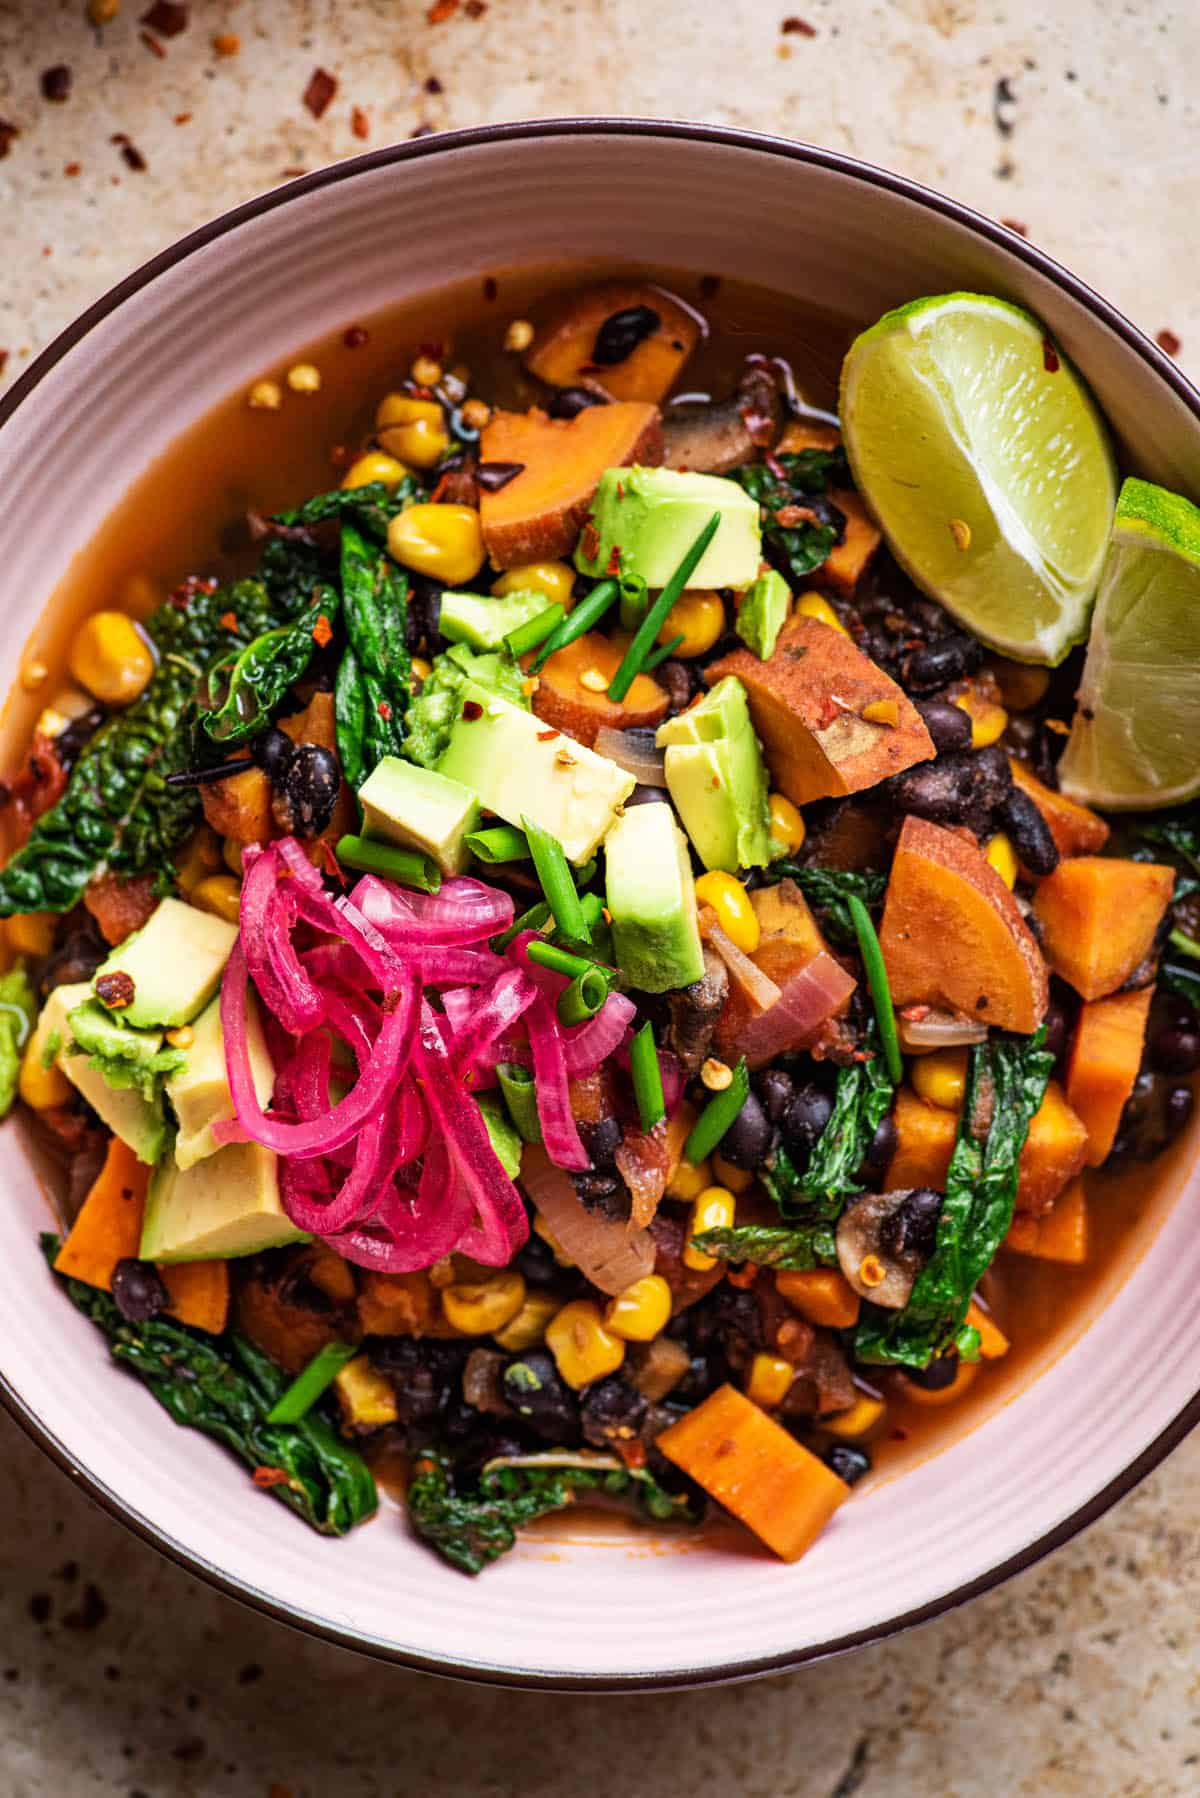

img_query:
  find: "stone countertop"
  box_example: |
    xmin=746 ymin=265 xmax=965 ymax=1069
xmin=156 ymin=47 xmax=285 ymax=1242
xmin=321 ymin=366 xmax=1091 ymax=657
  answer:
xmin=1 ymin=3 xmax=1199 ymax=1793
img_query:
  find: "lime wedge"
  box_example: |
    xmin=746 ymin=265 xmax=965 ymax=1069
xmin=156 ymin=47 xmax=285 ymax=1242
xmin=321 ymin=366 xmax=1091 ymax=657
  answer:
xmin=839 ymin=293 xmax=1117 ymax=664
xmin=1058 ymin=477 xmax=1200 ymax=809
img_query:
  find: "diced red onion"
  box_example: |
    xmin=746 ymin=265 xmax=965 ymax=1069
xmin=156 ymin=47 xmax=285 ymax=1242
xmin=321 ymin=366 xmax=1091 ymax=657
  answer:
xmin=326 ymin=1140 xmax=475 ymax=1273
xmin=701 ymin=914 xmax=782 ymax=1012
xmin=560 ymin=990 xmax=637 ymax=1076
xmin=594 ymin=725 xmax=667 ymax=787
xmin=521 ymin=1145 xmax=655 ymax=1295
xmin=525 ymin=992 xmax=590 ymax=1171
xmin=450 ymin=966 xmax=538 ymax=1079
xmin=898 ymin=1010 xmax=988 ymax=1050
xmin=731 ymin=950 xmax=857 ymax=1068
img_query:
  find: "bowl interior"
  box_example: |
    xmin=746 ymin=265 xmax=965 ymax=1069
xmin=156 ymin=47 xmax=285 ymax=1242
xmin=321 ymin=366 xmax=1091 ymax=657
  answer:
xmin=2 ymin=123 xmax=1198 ymax=1687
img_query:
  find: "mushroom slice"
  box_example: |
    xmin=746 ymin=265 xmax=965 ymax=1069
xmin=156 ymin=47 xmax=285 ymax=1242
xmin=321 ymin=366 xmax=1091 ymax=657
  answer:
xmin=661 ymin=365 xmax=782 ymax=475
xmin=836 ymin=1187 xmax=943 ymax=1309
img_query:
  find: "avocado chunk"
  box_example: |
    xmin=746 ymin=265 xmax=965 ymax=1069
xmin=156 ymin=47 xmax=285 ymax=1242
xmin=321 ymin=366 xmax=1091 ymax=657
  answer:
xmin=656 ymin=676 xmax=773 ymax=872
xmin=66 ymin=997 xmax=185 ymax=1098
xmin=30 ymin=982 xmax=165 ymax=1164
xmin=92 ymin=898 xmax=238 ymax=1030
xmin=165 ymin=990 xmax=274 ymax=1171
xmin=736 ymin=569 xmax=791 ymax=660
xmin=440 ymin=588 xmax=550 ymax=652
xmin=605 ymin=802 xmax=705 ymax=994
xmin=438 ymin=680 xmax=634 ymax=864
xmin=575 ymin=465 xmax=761 ymax=591
xmin=140 ymin=1139 xmax=307 ymax=1261
xmin=405 ymin=640 xmax=529 ymax=769
xmin=358 ymin=755 xmax=481 ymax=877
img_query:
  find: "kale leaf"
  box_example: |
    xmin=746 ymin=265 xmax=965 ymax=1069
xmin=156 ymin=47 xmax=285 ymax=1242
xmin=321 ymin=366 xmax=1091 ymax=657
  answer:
xmin=768 ymin=865 xmax=888 ymax=948
xmin=854 ymin=1031 xmax=1053 ymax=1368
xmin=407 ymin=1449 xmax=700 ymax=1576
xmin=198 ymin=588 xmax=337 ymax=746
xmin=273 ymin=476 xmax=421 ymax=543
xmin=691 ymin=1221 xmax=834 ymax=1271
xmin=734 ymin=449 xmax=851 ymax=585
xmin=335 ymin=523 xmax=410 ymax=786
xmin=764 ymin=1046 xmax=894 ymax=1222
xmin=44 ymin=1236 xmax=377 ymax=1536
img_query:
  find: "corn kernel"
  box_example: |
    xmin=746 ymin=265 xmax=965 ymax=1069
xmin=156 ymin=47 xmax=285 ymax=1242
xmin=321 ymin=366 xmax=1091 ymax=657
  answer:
xmin=35 ymin=686 xmax=93 ymax=741
xmin=684 ymin=1185 xmax=736 ymax=1271
xmin=69 ymin=611 xmax=155 ymax=706
xmin=985 ymin=832 xmax=1019 ymax=889
xmin=989 ymin=656 xmax=1050 ymax=711
xmin=19 ymin=1033 xmax=72 ymax=1110
xmin=695 ymin=871 xmax=759 ymax=955
xmin=711 ymin=1152 xmax=753 ymax=1195
xmin=411 ymin=353 xmax=443 ymax=387
xmin=442 ymin=1268 xmax=526 ymax=1336
xmin=954 ymin=688 xmax=1009 ymax=749
xmin=165 ymin=1024 xmax=194 ymax=1049
xmin=342 ymin=450 xmax=409 ymax=491
xmin=657 ymin=589 xmax=725 ymax=659
xmin=746 ymin=1353 xmax=795 ymax=1409
xmin=666 ymin=1152 xmax=711 ymax=1202
xmin=504 ymin=318 xmax=534 ymax=353
xmin=174 ymin=827 xmax=222 ymax=894
xmin=796 ymin=591 xmax=848 ymax=636
xmin=768 ymin=792 xmax=805 ymax=857
xmin=492 ymin=1290 xmax=561 ymax=1352
xmin=492 ymin=560 xmax=576 ymax=608
xmin=861 ymin=698 xmax=899 ymax=727
xmin=461 ymin=397 xmax=492 ymax=432
xmin=7 ymin=912 xmax=56 ymax=958
xmin=948 ymin=517 xmax=971 ymax=552
xmin=604 ymin=1274 xmax=673 ymax=1343
xmin=966 ymin=1298 xmax=1010 ymax=1359
xmin=824 ymin=1393 xmax=886 ymax=1439
xmin=700 ymin=1057 xmax=733 ymax=1093
xmin=912 ymin=1047 xmax=968 ymax=1111
xmin=544 ymin=1299 xmax=625 ymax=1388
xmin=411 ymin=656 xmax=432 ymax=683
xmin=532 ymin=1213 xmax=575 ymax=1266
xmin=897 ymin=1358 xmax=980 ymax=1407
xmin=220 ymin=836 xmax=244 ymax=877
xmin=333 ymin=1355 xmax=399 ymax=1429
xmin=286 ymin=362 xmax=322 ymax=394
xmin=191 ymin=874 xmax=242 ymax=925
xmin=247 ymin=378 xmax=283 ymax=411
xmin=375 ymin=394 xmax=450 ymax=469
xmin=387 ymin=504 xmax=484 ymax=586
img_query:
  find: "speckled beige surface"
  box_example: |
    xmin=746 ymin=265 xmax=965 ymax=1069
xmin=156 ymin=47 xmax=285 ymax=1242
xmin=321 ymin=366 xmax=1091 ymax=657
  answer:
xmin=2 ymin=2 xmax=1199 ymax=1793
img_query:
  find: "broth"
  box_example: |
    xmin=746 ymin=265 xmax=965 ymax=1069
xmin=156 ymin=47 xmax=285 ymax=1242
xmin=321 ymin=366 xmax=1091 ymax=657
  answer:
xmin=7 ymin=263 xmax=1193 ymax=1508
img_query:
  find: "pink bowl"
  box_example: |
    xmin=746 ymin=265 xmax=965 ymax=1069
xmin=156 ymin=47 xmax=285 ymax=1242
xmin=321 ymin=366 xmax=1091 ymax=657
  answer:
xmin=1 ymin=121 xmax=1198 ymax=1689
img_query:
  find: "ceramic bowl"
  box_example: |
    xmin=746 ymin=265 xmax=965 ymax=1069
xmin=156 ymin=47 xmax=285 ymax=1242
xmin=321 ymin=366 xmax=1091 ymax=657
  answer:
xmin=2 ymin=121 xmax=1198 ymax=1690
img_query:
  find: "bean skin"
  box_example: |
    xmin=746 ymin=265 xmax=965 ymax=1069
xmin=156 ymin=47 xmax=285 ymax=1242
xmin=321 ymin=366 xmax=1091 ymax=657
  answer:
xmin=915 ymin=699 xmax=973 ymax=754
xmin=997 ymin=786 xmax=1059 ymax=876
xmin=902 ymin=633 xmax=983 ymax=694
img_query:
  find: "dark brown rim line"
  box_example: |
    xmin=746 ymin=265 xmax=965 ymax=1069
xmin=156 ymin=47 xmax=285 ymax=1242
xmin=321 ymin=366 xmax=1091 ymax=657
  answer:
xmin=2 ymin=117 xmax=1199 ymax=1693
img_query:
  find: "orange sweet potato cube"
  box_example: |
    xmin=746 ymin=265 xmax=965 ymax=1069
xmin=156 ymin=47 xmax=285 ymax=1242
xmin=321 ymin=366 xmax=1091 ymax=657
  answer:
xmin=1066 ymin=985 xmax=1154 ymax=1165
xmin=1033 ymin=857 xmax=1174 ymax=1000
xmin=524 ymin=282 xmax=701 ymax=404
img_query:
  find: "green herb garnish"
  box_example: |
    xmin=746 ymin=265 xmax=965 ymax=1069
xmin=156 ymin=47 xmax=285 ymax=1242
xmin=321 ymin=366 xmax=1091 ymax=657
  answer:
xmin=606 ymin=513 xmax=721 ymax=703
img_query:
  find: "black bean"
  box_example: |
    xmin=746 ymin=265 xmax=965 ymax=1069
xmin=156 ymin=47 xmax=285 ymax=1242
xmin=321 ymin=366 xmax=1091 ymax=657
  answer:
xmin=475 ymin=461 xmax=525 ymax=493
xmin=369 ymin=1337 xmax=469 ymax=1431
xmin=111 ymin=1258 xmax=169 ymax=1324
xmin=255 ymin=726 xmax=295 ymax=784
xmin=404 ymin=578 xmax=443 ymax=653
xmin=902 ymin=633 xmax=983 ymax=694
xmin=579 ymin=1115 xmax=623 ymax=1171
xmin=502 ymin=1350 xmax=581 ymax=1441
xmin=907 ymin=1353 xmax=959 ymax=1391
xmin=879 ymin=1188 xmax=942 ymax=1262
xmin=624 ymin=784 xmax=670 ymax=807
xmin=858 ymin=1112 xmax=898 ymax=1184
xmin=581 ymin=1376 xmax=648 ymax=1449
xmin=548 ymin=385 xmax=608 ymax=419
xmin=781 ymin=1084 xmax=834 ymax=1159
xmin=717 ymin=1091 xmax=774 ymax=1169
xmin=658 ymin=659 xmax=700 ymax=716
xmin=591 ymin=305 xmax=661 ymax=366
xmin=887 ymin=745 xmax=1011 ymax=830
xmin=55 ymin=705 xmax=106 ymax=772
xmin=915 ymin=699 xmax=973 ymax=754
xmin=281 ymin=744 xmax=340 ymax=837
xmin=754 ymin=1067 xmax=795 ymax=1124
xmin=823 ymin=1442 xmax=871 ymax=1486
xmin=1165 ymin=1083 xmax=1195 ymax=1138
xmin=571 ymin=1170 xmax=621 ymax=1206
xmin=514 ymin=1232 xmax=560 ymax=1289
xmin=998 ymin=786 xmax=1059 ymax=876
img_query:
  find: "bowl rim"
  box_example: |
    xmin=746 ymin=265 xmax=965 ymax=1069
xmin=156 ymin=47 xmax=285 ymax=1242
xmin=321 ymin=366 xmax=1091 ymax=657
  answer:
xmin=2 ymin=115 xmax=1198 ymax=1692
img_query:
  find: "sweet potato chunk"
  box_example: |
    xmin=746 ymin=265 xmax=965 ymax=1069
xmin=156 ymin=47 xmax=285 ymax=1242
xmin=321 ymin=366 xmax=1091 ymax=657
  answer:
xmin=201 ymin=764 xmax=272 ymax=845
xmin=1009 ymin=759 xmax=1110 ymax=858
xmin=887 ymin=1078 xmax=1087 ymax=1212
xmin=776 ymin=420 xmax=843 ymax=454
xmin=160 ymin=1261 xmax=229 ymax=1334
xmin=775 ymin=1268 xmax=860 ymax=1330
xmin=84 ymin=872 xmax=159 ymax=946
xmin=705 ymin=616 xmax=933 ymax=806
xmin=879 ymin=816 xmax=1049 ymax=1033
xmin=821 ymin=490 xmax=883 ymax=595
xmin=357 ymin=1270 xmax=458 ymax=1337
xmin=525 ymin=282 xmax=701 ymax=404
xmin=1033 ymin=858 xmax=1174 ymax=1001
xmin=886 ymin=1085 xmax=957 ymax=1190
xmin=478 ymin=403 xmax=663 ymax=568
xmin=531 ymin=630 xmax=669 ymax=747
xmin=1066 ymin=985 xmax=1153 ymax=1166
xmin=1005 ymin=1179 xmax=1088 ymax=1263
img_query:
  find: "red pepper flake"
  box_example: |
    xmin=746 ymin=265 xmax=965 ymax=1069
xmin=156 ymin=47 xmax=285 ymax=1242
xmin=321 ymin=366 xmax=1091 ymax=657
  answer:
xmin=428 ymin=471 xmax=451 ymax=505
xmin=280 ymin=166 xmax=307 ymax=179
xmin=219 ymin=610 xmax=239 ymax=631
xmin=64 ymin=161 xmax=81 ymax=177
xmin=173 ymin=112 xmax=192 ymax=125
xmin=781 ymin=15 xmax=817 ymax=34
xmin=139 ymin=30 xmax=166 ymax=57
xmin=303 ymin=67 xmax=338 ymax=120
xmin=351 ymin=105 xmax=370 ymax=140
xmin=111 ymin=133 xmax=147 ymax=171
xmin=377 ymin=700 xmax=392 ymax=722
xmin=142 ymin=0 xmax=189 ymax=34
xmin=462 ymin=700 xmax=484 ymax=721
xmin=343 ymin=324 xmax=369 ymax=348
xmin=95 ymin=970 xmax=136 ymax=1011
xmin=580 ymin=521 xmax=600 ymax=562
xmin=425 ymin=75 xmax=444 ymax=94
xmin=1000 ymin=217 xmax=1028 ymax=236
xmin=252 ymin=1467 xmax=292 ymax=1490
xmin=427 ymin=0 xmax=458 ymax=18
xmin=605 ymin=544 xmax=622 ymax=576
xmin=465 ymin=0 xmax=487 ymax=14
xmin=312 ymin=614 xmax=333 ymax=648
xmin=1156 ymin=328 xmax=1182 ymax=357
xmin=0 ymin=351 xmax=8 ymax=377
xmin=212 ymin=31 xmax=240 ymax=56
xmin=615 ymin=479 xmax=625 ymax=500
xmin=536 ymin=728 xmax=561 ymax=742
xmin=41 ymin=66 xmax=72 ymax=103
xmin=319 ymin=839 xmax=347 ymax=886
xmin=0 ymin=120 xmax=19 ymax=160
xmin=1042 ymin=337 xmax=1060 ymax=373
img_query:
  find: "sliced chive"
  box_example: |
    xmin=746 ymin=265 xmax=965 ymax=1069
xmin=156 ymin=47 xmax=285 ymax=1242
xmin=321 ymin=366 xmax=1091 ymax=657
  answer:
xmin=504 ymin=602 xmax=564 ymax=659
xmin=525 ymin=939 xmax=596 ymax=981
xmin=522 ymin=814 xmax=591 ymax=943
xmin=265 ymin=1340 xmax=359 ymax=1425
xmin=530 ymin=577 xmax=619 ymax=672
xmin=491 ymin=898 xmax=551 ymax=953
xmin=497 ymin=1061 xmax=542 ymax=1143
xmin=630 ymin=1019 xmax=666 ymax=1132
xmin=685 ymin=1057 xmax=749 ymax=1164
xmin=557 ymin=967 xmax=610 ymax=1027
xmin=847 ymin=894 xmax=903 ymax=1085
xmin=465 ymin=824 xmax=531 ymax=864
xmin=1169 ymin=926 xmax=1200 ymax=962
xmin=575 ymin=891 xmax=605 ymax=934
xmin=606 ymin=512 xmax=721 ymax=704
xmin=573 ymin=857 xmax=598 ymax=890
xmin=335 ymin=834 xmax=441 ymax=894
xmin=641 ymin=632 xmax=685 ymax=672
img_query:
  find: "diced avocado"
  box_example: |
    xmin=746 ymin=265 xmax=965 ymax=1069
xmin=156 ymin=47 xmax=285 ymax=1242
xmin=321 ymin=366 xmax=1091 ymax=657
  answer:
xmin=358 ymin=755 xmax=481 ymax=876
xmin=656 ymin=676 xmax=773 ymax=872
xmin=438 ymin=681 xmax=634 ymax=864
xmin=575 ymin=466 xmax=761 ymax=591
xmin=93 ymin=898 xmax=238 ymax=1030
xmin=66 ymin=998 xmax=185 ymax=1103
xmin=736 ymin=570 xmax=791 ymax=660
xmin=440 ymin=589 xmax=550 ymax=652
xmin=166 ymin=991 xmax=274 ymax=1171
xmin=605 ymin=802 xmax=705 ymax=994
xmin=405 ymin=640 xmax=529 ymax=769
xmin=32 ymin=982 xmax=165 ymax=1164
xmin=477 ymin=1092 xmax=523 ymax=1179
xmin=140 ymin=1139 xmax=307 ymax=1261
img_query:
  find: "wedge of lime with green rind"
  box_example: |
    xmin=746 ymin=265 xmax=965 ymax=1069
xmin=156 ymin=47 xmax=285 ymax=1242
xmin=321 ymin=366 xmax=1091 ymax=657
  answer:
xmin=1057 ymin=477 xmax=1200 ymax=810
xmin=839 ymin=292 xmax=1118 ymax=665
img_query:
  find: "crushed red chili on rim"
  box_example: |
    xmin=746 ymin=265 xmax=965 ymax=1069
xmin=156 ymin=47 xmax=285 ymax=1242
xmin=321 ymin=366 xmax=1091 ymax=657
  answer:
xmin=1156 ymin=328 xmax=1182 ymax=356
xmin=303 ymin=67 xmax=338 ymax=120
xmin=0 ymin=120 xmax=19 ymax=159
xmin=40 ymin=66 xmax=72 ymax=103
xmin=351 ymin=106 xmax=370 ymax=140
xmin=142 ymin=1 xmax=189 ymax=35
xmin=781 ymin=15 xmax=817 ymax=34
